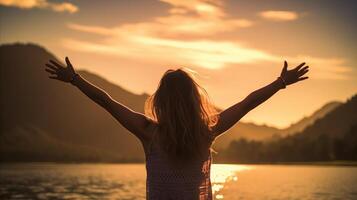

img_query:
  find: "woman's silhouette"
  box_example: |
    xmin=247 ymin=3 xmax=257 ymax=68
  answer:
xmin=45 ymin=57 xmax=309 ymax=200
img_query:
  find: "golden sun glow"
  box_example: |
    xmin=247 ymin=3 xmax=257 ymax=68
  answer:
xmin=260 ymin=10 xmax=298 ymax=21
xmin=0 ymin=0 xmax=78 ymax=13
xmin=1 ymin=0 xmax=355 ymax=128
xmin=211 ymin=164 xmax=253 ymax=199
xmin=64 ymin=0 xmax=350 ymax=80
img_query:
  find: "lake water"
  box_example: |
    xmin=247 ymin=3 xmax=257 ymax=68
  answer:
xmin=0 ymin=163 xmax=356 ymax=200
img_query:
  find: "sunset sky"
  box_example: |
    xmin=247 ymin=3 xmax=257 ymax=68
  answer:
xmin=1 ymin=0 xmax=356 ymax=128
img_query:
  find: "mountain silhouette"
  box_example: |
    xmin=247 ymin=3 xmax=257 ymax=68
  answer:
xmin=0 ymin=43 xmax=148 ymax=161
xmin=213 ymin=101 xmax=342 ymax=149
xmin=216 ymin=94 xmax=357 ymax=163
xmin=0 ymin=43 xmax=343 ymax=162
xmin=282 ymin=101 xmax=342 ymax=135
xmin=296 ymin=94 xmax=357 ymax=139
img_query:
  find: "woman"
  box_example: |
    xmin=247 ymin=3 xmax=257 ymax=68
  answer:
xmin=45 ymin=57 xmax=309 ymax=200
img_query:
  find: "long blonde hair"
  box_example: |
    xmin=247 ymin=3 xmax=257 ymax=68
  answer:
xmin=145 ymin=68 xmax=218 ymax=166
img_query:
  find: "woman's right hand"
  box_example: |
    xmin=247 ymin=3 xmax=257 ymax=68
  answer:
xmin=45 ymin=57 xmax=77 ymax=83
xmin=280 ymin=61 xmax=309 ymax=86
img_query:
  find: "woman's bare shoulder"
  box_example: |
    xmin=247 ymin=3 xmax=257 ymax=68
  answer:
xmin=142 ymin=119 xmax=158 ymax=141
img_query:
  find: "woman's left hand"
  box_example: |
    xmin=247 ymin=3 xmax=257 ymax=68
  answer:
xmin=280 ymin=61 xmax=309 ymax=86
xmin=45 ymin=57 xmax=77 ymax=83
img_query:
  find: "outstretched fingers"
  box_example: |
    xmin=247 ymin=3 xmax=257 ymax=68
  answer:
xmin=298 ymin=76 xmax=309 ymax=82
xmin=298 ymin=66 xmax=309 ymax=76
xmin=45 ymin=61 xmax=61 ymax=80
xmin=45 ymin=68 xmax=57 ymax=74
xmin=281 ymin=61 xmax=288 ymax=74
xmin=65 ymin=57 xmax=72 ymax=66
xmin=45 ymin=63 xmax=59 ymax=71
xmin=299 ymin=65 xmax=309 ymax=72
xmin=49 ymin=60 xmax=65 ymax=69
xmin=294 ymin=62 xmax=306 ymax=71
xmin=65 ymin=57 xmax=75 ymax=72
xmin=46 ymin=68 xmax=59 ymax=79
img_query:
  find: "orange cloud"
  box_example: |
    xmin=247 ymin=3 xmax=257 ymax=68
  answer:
xmin=160 ymin=0 xmax=226 ymax=17
xmin=286 ymin=56 xmax=351 ymax=80
xmin=63 ymin=36 xmax=276 ymax=70
xmin=64 ymin=0 xmax=351 ymax=80
xmin=0 ymin=0 xmax=78 ymax=13
xmin=259 ymin=10 xmax=298 ymax=21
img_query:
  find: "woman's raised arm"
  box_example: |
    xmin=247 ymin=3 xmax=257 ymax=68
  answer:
xmin=44 ymin=57 xmax=151 ymax=142
xmin=212 ymin=61 xmax=309 ymax=138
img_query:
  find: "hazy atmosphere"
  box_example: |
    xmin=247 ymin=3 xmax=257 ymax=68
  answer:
xmin=1 ymin=0 xmax=356 ymax=128
xmin=1 ymin=1 xmax=357 ymax=200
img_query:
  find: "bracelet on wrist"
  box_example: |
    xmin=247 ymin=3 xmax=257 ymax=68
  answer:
xmin=70 ymin=73 xmax=79 ymax=84
xmin=277 ymin=76 xmax=286 ymax=89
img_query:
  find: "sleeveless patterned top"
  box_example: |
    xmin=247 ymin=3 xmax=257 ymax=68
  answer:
xmin=144 ymin=139 xmax=213 ymax=200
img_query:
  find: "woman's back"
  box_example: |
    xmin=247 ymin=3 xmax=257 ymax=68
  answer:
xmin=44 ymin=58 xmax=309 ymax=200
xmin=144 ymin=138 xmax=213 ymax=200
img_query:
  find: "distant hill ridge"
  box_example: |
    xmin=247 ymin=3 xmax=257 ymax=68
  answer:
xmin=0 ymin=43 xmax=346 ymax=162
xmin=282 ymin=101 xmax=342 ymax=135
xmin=0 ymin=43 xmax=149 ymax=161
xmin=216 ymin=94 xmax=357 ymax=163
xmin=297 ymin=94 xmax=357 ymax=139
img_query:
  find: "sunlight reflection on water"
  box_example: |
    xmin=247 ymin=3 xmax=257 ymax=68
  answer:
xmin=211 ymin=164 xmax=253 ymax=199
xmin=1 ymin=163 xmax=357 ymax=200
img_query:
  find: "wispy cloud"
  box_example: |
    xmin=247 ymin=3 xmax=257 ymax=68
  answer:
xmin=63 ymin=37 xmax=276 ymax=70
xmin=259 ymin=10 xmax=298 ymax=21
xmin=286 ymin=56 xmax=351 ymax=80
xmin=65 ymin=0 xmax=260 ymax=69
xmin=0 ymin=0 xmax=78 ymax=13
xmin=64 ymin=0 xmax=351 ymax=80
